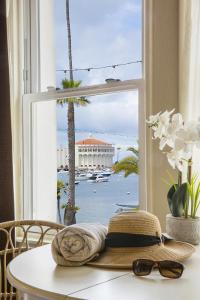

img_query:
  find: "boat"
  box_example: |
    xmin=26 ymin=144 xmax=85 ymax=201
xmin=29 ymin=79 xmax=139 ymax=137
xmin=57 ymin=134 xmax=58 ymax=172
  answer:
xmin=86 ymin=170 xmax=101 ymax=178
xmin=86 ymin=172 xmax=93 ymax=178
xmin=87 ymin=174 xmax=109 ymax=183
xmin=87 ymin=175 xmax=97 ymax=183
xmin=101 ymin=169 xmax=113 ymax=177
xmin=96 ymin=175 xmax=109 ymax=183
xmin=75 ymin=181 xmax=80 ymax=185
xmin=75 ymin=173 xmax=87 ymax=181
xmin=58 ymin=169 xmax=68 ymax=174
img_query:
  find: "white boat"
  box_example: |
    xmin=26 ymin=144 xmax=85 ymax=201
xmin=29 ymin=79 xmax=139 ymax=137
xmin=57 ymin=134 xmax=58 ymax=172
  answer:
xmin=75 ymin=173 xmax=87 ymax=181
xmin=96 ymin=175 xmax=109 ymax=183
xmin=101 ymin=169 xmax=113 ymax=177
xmin=86 ymin=170 xmax=101 ymax=178
xmin=58 ymin=170 xmax=68 ymax=174
xmin=86 ymin=172 xmax=93 ymax=178
xmin=75 ymin=181 xmax=80 ymax=185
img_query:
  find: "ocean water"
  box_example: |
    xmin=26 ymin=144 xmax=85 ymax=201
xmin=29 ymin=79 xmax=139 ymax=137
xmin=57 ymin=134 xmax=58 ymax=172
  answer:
xmin=57 ymin=172 xmax=139 ymax=225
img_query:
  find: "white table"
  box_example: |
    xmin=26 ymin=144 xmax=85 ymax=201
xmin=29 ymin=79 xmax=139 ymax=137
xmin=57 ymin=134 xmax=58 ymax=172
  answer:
xmin=7 ymin=244 xmax=200 ymax=300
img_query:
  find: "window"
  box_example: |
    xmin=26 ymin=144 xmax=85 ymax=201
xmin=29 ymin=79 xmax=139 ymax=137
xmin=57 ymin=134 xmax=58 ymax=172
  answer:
xmin=22 ymin=0 xmax=146 ymax=223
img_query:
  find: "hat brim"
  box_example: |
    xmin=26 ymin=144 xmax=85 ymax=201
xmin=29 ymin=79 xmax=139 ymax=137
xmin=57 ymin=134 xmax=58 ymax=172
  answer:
xmin=87 ymin=240 xmax=195 ymax=269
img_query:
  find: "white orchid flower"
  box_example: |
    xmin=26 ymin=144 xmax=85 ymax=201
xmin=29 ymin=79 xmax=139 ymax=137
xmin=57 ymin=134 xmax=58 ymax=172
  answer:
xmin=183 ymin=122 xmax=198 ymax=141
xmin=146 ymin=112 xmax=161 ymax=126
xmin=176 ymin=128 xmax=186 ymax=140
xmin=167 ymin=149 xmax=192 ymax=172
xmin=159 ymin=137 xmax=168 ymax=150
xmin=168 ymin=113 xmax=184 ymax=134
xmin=154 ymin=123 xmax=167 ymax=139
xmin=148 ymin=110 xmax=200 ymax=172
xmin=176 ymin=122 xmax=200 ymax=149
xmin=167 ymin=151 xmax=184 ymax=171
xmin=158 ymin=112 xmax=183 ymax=150
xmin=158 ymin=109 xmax=175 ymax=125
xmin=153 ymin=109 xmax=175 ymax=140
xmin=174 ymin=138 xmax=185 ymax=151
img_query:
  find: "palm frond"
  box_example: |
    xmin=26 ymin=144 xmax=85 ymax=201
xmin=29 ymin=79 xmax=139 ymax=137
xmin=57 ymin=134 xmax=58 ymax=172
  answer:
xmin=67 ymin=97 xmax=90 ymax=106
xmin=62 ymin=79 xmax=81 ymax=89
xmin=57 ymin=180 xmax=65 ymax=190
xmin=127 ymin=147 xmax=139 ymax=157
xmin=57 ymin=79 xmax=90 ymax=107
xmin=57 ymin=180 xmax=65 ymax=199
xmin=58 ymin=97 xmax=90 ymax=106
xmin=113 ymin=156 xmax=139 ymax=176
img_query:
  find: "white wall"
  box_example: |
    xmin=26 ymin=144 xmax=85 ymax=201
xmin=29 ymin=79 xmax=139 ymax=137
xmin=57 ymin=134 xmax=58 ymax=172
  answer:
xmin=145 ymin=0 xmax=179 ymax=229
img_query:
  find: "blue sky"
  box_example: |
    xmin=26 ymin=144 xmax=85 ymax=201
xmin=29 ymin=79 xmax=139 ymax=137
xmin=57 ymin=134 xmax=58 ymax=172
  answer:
xmin=54 ymin=0 xmax=142 ymax=148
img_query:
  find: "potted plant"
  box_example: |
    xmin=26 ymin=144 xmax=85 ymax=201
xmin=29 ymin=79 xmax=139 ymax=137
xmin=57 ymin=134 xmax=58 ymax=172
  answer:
xmin=147 ymin=110 xmax=200 ymax=244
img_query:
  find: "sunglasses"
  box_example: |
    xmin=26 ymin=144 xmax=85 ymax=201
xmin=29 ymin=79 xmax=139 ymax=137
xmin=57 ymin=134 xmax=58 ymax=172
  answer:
xmin=132 ymin=259 xmax=184 ymax=279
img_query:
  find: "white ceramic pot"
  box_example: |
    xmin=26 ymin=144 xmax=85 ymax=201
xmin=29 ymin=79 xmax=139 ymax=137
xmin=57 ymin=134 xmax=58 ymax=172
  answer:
xmin=166 ymin=214 xmax=200 ymax=245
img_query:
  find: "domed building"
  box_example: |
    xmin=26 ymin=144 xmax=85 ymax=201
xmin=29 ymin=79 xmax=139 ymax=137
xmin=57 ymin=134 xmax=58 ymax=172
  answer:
xmin=75 ymin=137 xmax=115 ymax=169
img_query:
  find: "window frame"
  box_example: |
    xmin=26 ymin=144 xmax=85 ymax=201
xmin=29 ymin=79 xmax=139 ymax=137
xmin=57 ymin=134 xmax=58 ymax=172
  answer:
xmin=22 ymin=0 xmax=147 ymax=220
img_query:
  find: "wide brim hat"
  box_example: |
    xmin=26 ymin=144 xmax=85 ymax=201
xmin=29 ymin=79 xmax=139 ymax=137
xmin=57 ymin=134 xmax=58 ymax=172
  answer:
xmin=88 ymin=211 xmax=195 ymax=269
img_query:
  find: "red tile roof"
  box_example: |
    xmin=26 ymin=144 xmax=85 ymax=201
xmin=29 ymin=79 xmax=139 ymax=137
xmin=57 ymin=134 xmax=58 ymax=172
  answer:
xmin=76 ymin=138 xmax=110 ymax=145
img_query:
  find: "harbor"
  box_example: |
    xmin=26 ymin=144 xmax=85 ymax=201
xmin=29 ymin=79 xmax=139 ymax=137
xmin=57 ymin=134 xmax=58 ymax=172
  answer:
xmin=57 ymin=171 xmax=139 ymax=225
xmin=57 ymin=135 xmax=139 ymax=224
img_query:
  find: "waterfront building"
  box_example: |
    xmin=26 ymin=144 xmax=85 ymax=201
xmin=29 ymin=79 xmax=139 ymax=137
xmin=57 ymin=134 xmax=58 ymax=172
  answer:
xmin=75 ymin=137 xmax=115 ymax=169
xmin=57 ymin=137 xmax=115 ymax=169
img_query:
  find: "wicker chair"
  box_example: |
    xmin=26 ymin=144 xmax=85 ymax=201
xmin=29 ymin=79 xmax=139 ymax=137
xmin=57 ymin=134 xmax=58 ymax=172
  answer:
xmin=0 ymin=220 xmax=65 ymax=300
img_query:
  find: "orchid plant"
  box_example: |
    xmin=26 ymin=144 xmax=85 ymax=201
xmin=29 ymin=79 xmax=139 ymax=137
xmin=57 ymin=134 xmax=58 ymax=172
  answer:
xmin=147 ymin=109 xmax=200 ymax=218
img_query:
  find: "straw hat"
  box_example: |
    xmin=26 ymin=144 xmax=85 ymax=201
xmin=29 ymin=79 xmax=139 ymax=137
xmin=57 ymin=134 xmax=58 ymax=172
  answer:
xmin=88 ymin=211 xmax=195 ymax=269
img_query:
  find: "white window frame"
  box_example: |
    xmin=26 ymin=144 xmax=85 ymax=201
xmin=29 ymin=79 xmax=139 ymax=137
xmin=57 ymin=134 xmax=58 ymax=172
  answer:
xmin=23 ymin=0 xmax=41 ymax=94
xmin=22 ymin=0 xmax=147 ymax=220
xmin=23 ymin=79 xmax=147 ymax=219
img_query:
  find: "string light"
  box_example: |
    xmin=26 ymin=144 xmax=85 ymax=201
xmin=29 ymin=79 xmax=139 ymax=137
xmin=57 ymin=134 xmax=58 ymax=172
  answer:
xmin=56 ymin=60 xmax=142 ymax=73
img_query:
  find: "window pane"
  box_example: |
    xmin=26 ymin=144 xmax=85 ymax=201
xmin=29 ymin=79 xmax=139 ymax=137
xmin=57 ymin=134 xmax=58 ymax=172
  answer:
xmin=57 ymin=90 xmax=139 ymax=224
xmin=54 ymin=0 xmax=142 ymax=87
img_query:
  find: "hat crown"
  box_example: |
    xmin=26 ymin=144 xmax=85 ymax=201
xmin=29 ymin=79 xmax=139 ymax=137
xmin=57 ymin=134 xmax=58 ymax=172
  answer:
xmin=108 ymin=211 xmax=162 ymax=237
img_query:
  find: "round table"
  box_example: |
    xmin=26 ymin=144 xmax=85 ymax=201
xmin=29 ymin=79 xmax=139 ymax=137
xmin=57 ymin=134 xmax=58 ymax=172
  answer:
xmin=7 ymin=244 xmax=200 ymax=300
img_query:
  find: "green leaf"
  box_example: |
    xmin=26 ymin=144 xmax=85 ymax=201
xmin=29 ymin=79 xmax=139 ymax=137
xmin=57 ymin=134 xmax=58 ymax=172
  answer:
xmin=112 ymin=156 xmax=139 ymax=176
xmin=57 ymin=79 xmax=90 ymax=107
xmin=167 ymin=183 xmax=188 ymax=217
xmin=112 ymin=145 xmax=139 ymax=177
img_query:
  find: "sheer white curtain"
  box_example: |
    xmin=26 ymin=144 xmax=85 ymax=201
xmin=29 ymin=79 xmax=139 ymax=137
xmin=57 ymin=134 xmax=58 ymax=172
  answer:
xmin=6 ymin=0 xmax=24 ymax=219
xmin=179 ymin=0 xmax=200 ymax=120
xmin=179 ymin=0 xmax=200 ymax=198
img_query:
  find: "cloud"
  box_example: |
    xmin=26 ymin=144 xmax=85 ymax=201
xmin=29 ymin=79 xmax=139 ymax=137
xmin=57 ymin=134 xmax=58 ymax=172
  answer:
xmin=55 ymin=0 xmax=141 ymax=138
xmin=54 ymin=0 xmax=142 ymax=86
xmin=57 ymin=91 xmax=138 ymax=136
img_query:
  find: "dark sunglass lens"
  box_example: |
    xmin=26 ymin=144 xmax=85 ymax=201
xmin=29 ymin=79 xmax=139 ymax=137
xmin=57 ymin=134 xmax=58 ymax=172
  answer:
xmin=133 ymin=259 xmax=154 ymax=276
xmin=159 ymin=261 xmax=183 ymax=279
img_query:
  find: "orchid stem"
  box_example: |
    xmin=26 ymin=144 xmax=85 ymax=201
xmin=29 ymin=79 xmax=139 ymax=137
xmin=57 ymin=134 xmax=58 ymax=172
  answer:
xmin=178 ymin=171 xmax=182 ymax=187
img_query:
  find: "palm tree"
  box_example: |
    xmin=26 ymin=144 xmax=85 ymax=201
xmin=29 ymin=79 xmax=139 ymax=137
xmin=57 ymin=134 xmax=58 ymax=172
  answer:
xmin=112 ymin=147 xmax=139 ymax=177
xmin=65 ymin=0 xmax=76 ymax=226
xmin=58 ymin=0 xmax=87 ymax=226
xmin=57 ymin=180 xmax=65 ymax=223
xmin=57 ymin=79 xmax=90 ymax=226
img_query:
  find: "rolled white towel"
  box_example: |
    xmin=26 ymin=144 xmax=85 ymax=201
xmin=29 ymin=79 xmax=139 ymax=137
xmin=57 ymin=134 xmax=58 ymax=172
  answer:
xmin=51 ymin=223 xmax=108 ymax=266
